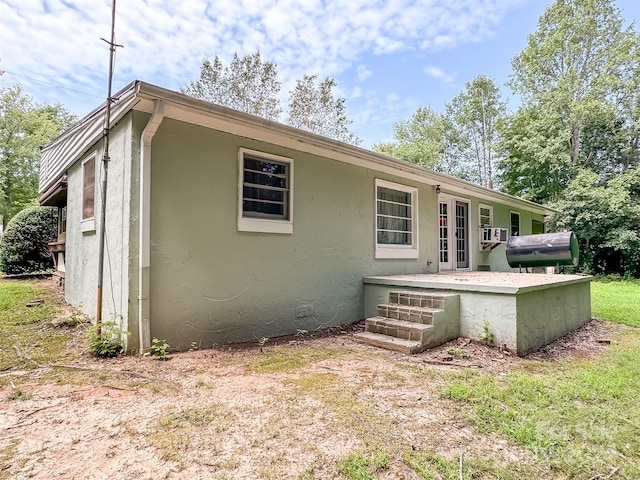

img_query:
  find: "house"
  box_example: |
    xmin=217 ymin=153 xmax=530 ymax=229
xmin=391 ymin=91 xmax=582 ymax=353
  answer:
xmin=39 ymin=81 xmax=589 ymax=355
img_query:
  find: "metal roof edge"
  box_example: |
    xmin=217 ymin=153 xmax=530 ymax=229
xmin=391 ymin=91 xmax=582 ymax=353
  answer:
xmin=38 ymin=81 xmax=141 ymax=194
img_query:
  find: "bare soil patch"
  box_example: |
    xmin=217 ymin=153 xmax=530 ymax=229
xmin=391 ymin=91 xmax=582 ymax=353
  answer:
xmin=0 ymin=279 xmax=624 ymax=479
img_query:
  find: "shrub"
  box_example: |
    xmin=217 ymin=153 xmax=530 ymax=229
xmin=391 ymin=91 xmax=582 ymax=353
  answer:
xmin=0 ymin=206 xmax=58 ymax=274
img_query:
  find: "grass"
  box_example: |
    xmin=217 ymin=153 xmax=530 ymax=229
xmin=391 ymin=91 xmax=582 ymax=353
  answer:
xmin=403 ymin=450 xmax=538 ymax=480
xmin=440 ymin=339 xmax=640 ymax=478
xmin=339 ymin=450 xmax=391 ymax=480
xmin=0 ymin=279 xmax=76 ymax=373
xmin=431 ymin=277 xmax=640 ymax=479
xmin=591 ymin=277 xmax=640 ymax=327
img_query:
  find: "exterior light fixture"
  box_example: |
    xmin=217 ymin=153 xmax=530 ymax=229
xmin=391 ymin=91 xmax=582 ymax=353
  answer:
xmin=435 ymin=184 xmax=441 ymax=194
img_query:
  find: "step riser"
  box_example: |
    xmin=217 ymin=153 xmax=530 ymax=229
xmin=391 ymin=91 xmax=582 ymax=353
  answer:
xmin=366 ymin=322 xmax=424 ymax=342
xmin=389 ymin=292 xmax=445 ymax=309
xmin=355 ymin=333 xmax=423 ymax=354
xmin=377 ymin=305 xmax=434 ymax=324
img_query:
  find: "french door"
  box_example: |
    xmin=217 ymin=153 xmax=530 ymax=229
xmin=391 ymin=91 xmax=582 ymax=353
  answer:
xmin=438 ymin=196 xmax=470 ymax=271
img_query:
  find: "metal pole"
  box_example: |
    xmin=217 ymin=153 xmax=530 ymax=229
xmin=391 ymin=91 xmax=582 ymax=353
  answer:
xmin=96 ymin=0 xmax=120 ymax=328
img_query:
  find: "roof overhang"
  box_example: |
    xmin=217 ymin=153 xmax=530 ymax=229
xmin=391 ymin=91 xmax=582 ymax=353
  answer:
xmin=39 ymin=80 xmax=556 ymax=216
xmin=39 ymin=175 xmax=68 ymax=206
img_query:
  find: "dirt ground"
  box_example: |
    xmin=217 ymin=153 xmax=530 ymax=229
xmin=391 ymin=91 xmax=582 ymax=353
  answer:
xmin=0 ymin=280 xmax=623 ymax=480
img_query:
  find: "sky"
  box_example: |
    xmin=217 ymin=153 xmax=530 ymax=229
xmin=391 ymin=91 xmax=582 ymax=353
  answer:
xmin=1 ymin=0 xmax=639 ymax=149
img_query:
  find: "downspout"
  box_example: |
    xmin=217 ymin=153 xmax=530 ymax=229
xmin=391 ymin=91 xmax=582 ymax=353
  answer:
xmin=139 ymin=99 xmax=164 ymax=353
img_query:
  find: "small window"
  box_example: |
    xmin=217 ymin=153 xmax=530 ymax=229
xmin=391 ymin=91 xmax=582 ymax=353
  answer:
xmin=82 ymin=156 xmax=96 ymax=220
xmin=375 ymin=179 xmax=418 ymax=259
xmin=510 ymin=211 xmax=520 ymax=236
xmin=479 ymin=204 xmax=493 ymax=227
xmin=238 ymin=149 xmax=293 ymax=234
xmin=532 ymin=219 xmax=545 ymax=234
xmin=80 ymin=156 xmax=96 ymax=232
xmin=58 ymin=206 xmax=67 ymax=235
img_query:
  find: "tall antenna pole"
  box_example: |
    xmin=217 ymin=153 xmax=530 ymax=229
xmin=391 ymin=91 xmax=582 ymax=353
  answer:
xmin=96 ymin=0 xmax=122 ymax=328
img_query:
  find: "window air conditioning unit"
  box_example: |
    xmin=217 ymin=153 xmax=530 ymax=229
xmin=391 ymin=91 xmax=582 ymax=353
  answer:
xmin=482 ymin=227 xmax=508 ymax=243
xmin=479 ymin=227 xmax=508 ymax=251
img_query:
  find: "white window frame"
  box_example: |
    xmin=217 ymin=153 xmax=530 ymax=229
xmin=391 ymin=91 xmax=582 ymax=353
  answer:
xmin=58 ymin=206 xmax=67 ymax=236
xmin=478 ymin=203 xmax=493 ymax=228
xmin=510 ymin=211 xmax=521 ymax=237
xmin=374 ymin=179 xmax=418 ymax=259
xmin=81 ymin=155 xmax=96 ymax=232
xmin=237 ymin=148 xmax=294 ymax=234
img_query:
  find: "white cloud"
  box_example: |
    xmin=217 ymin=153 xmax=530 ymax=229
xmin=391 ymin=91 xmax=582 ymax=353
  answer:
xmin=356 ymin=65 xmax=372 ymax=82
xmin=0 ymin=0 xmax=523 ymax=120
xmin=424 ymin=65 xmax=457 ymax=85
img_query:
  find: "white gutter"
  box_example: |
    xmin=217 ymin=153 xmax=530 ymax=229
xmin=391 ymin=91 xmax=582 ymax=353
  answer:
xmin=138 ymin=99 xmax=164 ymax=353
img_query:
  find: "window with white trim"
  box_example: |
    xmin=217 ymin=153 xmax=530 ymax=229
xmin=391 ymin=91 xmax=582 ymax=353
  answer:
xmin=81 ymin=156 xmax=96 ymax=232
xmin=375 ymin=179 xmax=418 ymax=259
xmin=82 ymin=156 xmax=95 ymax=220
xmin=238 ymin=149 xmax=293 ymax=234
xmin=58 ymin=206 xmax=67 ymax=235
xmin=479 ymin=204 xmax=493 ymax=227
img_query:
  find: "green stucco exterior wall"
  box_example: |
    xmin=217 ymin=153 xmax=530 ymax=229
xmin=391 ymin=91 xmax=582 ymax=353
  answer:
xmin=64 ymin=115 xmax=135 ymax=344
xmin=146 ymin=118 xmax=442 ymax=349
xmin=61 ymin=111 xmax=556 ymax=352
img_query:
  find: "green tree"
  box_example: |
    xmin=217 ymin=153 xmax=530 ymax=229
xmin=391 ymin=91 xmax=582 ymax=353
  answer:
xmin=181 ymin=52 xmax=282 ymax=120
xmin=0 ymin=86 xmax=75 ymax=228
xmin=617 ymin=39 xmax=640 ymax=173
xmin=182 ymin=53 xmax=361 ymax=145
xmin=547 ymin=169 xmax=640 ymax=276
xmin=373 ymin=106 xmax=445 ymax=169
xmin=498 ymin=106 xmax=570 ymax=203
xmin=445 ymin=75 xmax=507 ymax=189
xmin=579 ymin=106 xmax=628 ymax=179
xmin=287 ymin=75 xmax=361 ymax=145
xmin=373 ymin=78 xmax=506 ymax=185
xmin=508 ymin=0 xmax=637 ymax=168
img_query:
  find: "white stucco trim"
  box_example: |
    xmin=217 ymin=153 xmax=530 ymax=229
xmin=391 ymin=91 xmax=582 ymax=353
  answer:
xmin=80 ymin=218 xmax=96 ymax=232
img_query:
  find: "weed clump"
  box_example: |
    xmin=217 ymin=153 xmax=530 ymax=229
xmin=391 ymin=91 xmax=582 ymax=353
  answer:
xmin=85 ymin=320 xmax=129 ymax=358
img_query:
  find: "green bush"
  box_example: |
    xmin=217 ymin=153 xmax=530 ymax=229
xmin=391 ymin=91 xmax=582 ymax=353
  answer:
xmin=85 ymin=321 xmax=130 ymax=358
xmin=0 ymin=206 xmax=58 ymax=274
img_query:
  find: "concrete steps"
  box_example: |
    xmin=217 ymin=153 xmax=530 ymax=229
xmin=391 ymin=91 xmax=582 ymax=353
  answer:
xmin=354 ymin=331 xmax=424 ymax=354
xmin=354 ymin=290 xmax=460 ymax=354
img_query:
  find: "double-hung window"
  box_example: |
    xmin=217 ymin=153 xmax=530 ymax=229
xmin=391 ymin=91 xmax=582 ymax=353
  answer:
xmin=238 ymin=149 xmax=293 ymax=234
xmin=375 ymin=179 xmax=418 ymax=259
xmin=81 ymin=156 xmax=96 ymax=232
